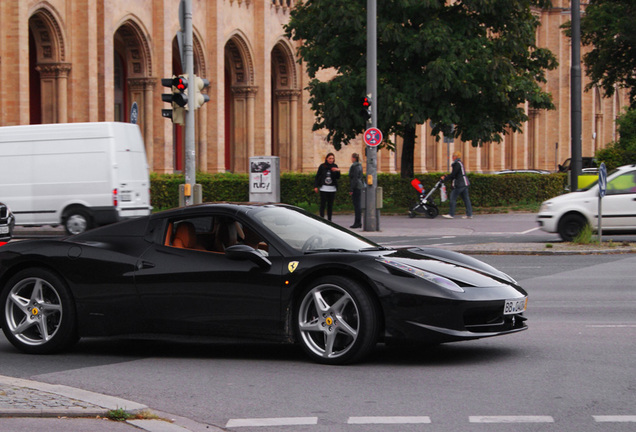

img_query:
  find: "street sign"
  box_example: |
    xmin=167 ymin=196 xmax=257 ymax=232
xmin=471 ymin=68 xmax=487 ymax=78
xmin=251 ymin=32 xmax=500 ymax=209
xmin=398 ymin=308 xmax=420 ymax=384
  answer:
xmin=598 ymin=162 xmax=607 ymax=198
xmin=364 ymin=127 xmax=383 ymax=147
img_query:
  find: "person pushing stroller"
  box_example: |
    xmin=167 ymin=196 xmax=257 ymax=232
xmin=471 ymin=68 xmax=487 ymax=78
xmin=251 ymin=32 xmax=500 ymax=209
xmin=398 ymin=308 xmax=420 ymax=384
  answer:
xmin=440 ymin=151 xmax=473 ymax=219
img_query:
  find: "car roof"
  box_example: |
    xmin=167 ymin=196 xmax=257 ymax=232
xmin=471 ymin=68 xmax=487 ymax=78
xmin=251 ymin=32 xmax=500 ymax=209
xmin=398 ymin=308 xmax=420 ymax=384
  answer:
xmin=148 ymin=202 xmax=285 ymax=220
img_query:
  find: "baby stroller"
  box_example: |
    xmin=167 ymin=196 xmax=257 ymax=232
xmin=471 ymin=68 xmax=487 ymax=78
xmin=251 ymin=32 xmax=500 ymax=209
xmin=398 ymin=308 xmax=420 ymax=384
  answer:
xmin=408 ymin=179 xmax=443 ymax=218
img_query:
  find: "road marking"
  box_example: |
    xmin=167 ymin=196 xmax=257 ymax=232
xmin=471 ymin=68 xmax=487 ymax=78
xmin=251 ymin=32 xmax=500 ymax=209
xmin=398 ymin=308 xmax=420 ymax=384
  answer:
xmin=594 ymin=415 xmax=636 ymax=422
xmin=586 ymin=325 xmax=636 ymax=328
xmin=226 ymin=417 xmax=318 ymax=427
xmin=520 ymin=227 xmax=540 ymax=234
xmin=348 ymin=416 xmax=431 ymax=424
xmin=469 ymin=416 xmax=555 ymax=423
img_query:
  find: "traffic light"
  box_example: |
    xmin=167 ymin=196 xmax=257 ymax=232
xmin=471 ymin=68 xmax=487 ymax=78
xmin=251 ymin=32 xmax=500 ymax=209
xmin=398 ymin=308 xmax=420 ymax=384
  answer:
xmin=161 ymin=75 xmax=188 ymax=125
xmin=192 ymin=75 xmax=210 ymax=109
xmin=362 ymin=95 xmax=372 ymax=123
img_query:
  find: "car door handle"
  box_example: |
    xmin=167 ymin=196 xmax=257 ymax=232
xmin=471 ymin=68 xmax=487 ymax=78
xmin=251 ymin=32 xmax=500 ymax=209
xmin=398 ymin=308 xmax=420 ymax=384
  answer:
xmin=137 ymin=261 xmax=155 ymax=270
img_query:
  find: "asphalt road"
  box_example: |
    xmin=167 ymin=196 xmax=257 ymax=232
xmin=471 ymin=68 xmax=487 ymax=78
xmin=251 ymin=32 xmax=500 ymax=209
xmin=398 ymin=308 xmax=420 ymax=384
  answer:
xmin=1 ymin=218 xmax=635 ymax=431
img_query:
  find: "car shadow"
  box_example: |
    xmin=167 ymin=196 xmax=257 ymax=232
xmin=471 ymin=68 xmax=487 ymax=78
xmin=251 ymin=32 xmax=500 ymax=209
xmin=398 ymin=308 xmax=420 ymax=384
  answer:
xmin=64 ymin=337 xmax=522 ymax=367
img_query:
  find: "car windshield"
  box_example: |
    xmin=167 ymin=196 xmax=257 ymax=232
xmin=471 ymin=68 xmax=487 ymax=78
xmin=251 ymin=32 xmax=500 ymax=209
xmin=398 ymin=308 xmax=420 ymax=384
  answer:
xmin=251 ymin=206 xmax=382 ymax=253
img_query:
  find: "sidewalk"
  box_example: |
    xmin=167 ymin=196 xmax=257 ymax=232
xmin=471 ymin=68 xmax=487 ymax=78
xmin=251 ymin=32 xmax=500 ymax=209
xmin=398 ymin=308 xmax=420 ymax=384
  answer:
xmin=0 ymin=375 xmax=214 ymax=432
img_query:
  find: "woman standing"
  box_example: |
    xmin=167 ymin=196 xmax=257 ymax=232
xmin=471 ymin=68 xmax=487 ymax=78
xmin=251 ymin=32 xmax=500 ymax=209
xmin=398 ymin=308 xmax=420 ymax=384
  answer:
xmin=314 ymin=153 xmax=341 ymax=220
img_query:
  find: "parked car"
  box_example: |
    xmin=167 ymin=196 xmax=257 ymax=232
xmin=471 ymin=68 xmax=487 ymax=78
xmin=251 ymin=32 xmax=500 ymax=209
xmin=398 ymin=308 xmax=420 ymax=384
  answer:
xmin=0 ymin=203 xmax=528 ymax=365
xmin=537 ymin=164 xmax=636 ymax=240
xmin=0 ymin=203 xmax=14 ymax=242
xmin=558 ymin=157 xmax=597 ymax=173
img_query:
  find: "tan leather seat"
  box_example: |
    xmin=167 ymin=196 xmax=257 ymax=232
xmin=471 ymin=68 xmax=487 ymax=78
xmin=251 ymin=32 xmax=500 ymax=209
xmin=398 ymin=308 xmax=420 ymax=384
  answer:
xmin=173 ymin=222 xmax=198 ymax=249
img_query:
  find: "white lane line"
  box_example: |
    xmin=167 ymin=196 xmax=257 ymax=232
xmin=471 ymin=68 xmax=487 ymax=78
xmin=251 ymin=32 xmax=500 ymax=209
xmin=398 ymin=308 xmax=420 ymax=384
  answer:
xmin=348 ymin=416 xmax=431 ymax=424
xmin=226 ymin=417 xmax=318 ymax=427
xmin=469 ymin=416 xmax=555 ymax=423
xmin=520 ymin=227 xmax=541 ymax=234
xmin=586 ymin=325 xmax=636 ymax=328
xmin=594 ymin=415 xmax=636 ymax=422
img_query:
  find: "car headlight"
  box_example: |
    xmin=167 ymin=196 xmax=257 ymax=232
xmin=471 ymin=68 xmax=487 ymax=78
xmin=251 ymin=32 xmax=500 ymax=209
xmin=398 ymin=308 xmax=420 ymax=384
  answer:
xmin=539 ymin=202 xmax=553 ymax=213
xmin=378 ymin=258 xmax=464 ymax=293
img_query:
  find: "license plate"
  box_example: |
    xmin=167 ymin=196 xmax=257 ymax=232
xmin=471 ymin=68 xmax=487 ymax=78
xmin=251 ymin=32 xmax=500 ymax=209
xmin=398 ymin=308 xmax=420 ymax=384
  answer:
xmin=121 ymin=192 xmax=132 ymax=202
xmin=504 ymin=297 xmax=527 ymax=315
xmin=0 ymin=226 xmax=8 ymax=234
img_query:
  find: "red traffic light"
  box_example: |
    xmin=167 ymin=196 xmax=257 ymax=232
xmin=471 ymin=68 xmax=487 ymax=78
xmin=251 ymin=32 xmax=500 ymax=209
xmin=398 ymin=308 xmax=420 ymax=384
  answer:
xmin=362 ymin=96 xmax=371 ymax=108
xmin=174 ymin=76 xmax=187 ymax=91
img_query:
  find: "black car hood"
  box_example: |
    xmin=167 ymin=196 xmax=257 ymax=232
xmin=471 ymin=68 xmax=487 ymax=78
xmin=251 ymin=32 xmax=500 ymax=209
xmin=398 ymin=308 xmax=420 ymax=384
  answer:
xmin=379 ymin=247 xmax=518 ymax=288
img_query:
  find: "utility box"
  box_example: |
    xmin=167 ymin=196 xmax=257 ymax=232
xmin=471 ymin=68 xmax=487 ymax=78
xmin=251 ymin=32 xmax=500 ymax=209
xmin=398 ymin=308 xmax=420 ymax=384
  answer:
xmin=249 ymin=156 xmax=280 ymax=202
xmin=179 ymin=183 xmax=202 ymax=206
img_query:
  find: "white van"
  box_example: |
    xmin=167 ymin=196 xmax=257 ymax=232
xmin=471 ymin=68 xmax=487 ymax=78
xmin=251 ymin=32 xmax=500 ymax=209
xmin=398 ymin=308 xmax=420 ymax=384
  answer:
xmin=0 ymin=122 xmax=152 ymax=235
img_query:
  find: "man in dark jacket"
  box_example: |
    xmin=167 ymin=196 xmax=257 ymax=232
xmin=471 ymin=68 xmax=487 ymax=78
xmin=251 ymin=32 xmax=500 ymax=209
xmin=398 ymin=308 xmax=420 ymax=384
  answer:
xmin=441 ymin=151 xmax=473 ymax=219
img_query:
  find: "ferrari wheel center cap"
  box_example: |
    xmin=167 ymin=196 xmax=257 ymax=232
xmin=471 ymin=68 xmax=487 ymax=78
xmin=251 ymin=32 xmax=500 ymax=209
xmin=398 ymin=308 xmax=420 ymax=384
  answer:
xmin=325 ymin=317 xmax=333 ymax=326
xmin=31 ymin=307 xmax=40 ymax=316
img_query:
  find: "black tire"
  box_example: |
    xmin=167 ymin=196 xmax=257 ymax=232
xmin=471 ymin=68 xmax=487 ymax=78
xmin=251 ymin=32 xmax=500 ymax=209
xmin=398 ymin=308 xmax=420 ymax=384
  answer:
xmin=425 ymin=204 xmax=439 ymax=219
xmin=64 ymin=208 xmax=92 ymax=235
xmin=1 ymin=268 xmax=78 ymax=354
xmin=295 ymin=276 xmax=379 ymax=365
xmin=408 ymin=211 xmax=416 ymax=218
xmin=558 ymin=213 xmax=586 ymax=241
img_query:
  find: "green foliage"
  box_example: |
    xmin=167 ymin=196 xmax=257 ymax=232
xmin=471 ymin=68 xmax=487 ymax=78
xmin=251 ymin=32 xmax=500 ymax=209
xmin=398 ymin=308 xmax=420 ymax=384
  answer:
xmin=595 ymin=107 xmax=636 ymax=169
xmin=150 ymin=172 xmax=566 ymax=213
xmin=285 ymin=0 xmax=558 ymax=177
xmin=578 ymin=0 xmax=636 ymax=107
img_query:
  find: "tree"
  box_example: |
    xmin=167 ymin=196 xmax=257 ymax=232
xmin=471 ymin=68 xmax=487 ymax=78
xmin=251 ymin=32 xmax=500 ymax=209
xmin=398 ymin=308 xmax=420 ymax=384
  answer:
xmin=595 ymin=107 xmax=636 ymax=170
xmin=285 ymin=0 xmax=557 ymax=178
xmin=580 ymin=0 xmax=636 ymax=108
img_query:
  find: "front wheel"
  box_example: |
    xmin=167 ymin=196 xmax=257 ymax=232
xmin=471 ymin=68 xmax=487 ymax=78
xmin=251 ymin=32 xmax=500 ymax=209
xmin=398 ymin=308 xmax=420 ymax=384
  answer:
xmin=1 ymin=268 xmax=78 ymax=354
xmin=295 ymin=276 xmax=379 ymax=365
xmin=558 ymin=214 xmax=586 ymax=241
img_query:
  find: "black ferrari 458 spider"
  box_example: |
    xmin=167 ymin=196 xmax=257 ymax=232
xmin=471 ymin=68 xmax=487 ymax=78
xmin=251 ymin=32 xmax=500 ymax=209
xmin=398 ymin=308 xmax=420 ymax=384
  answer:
xmin=0 ymin=203 xmax=527 ymax=364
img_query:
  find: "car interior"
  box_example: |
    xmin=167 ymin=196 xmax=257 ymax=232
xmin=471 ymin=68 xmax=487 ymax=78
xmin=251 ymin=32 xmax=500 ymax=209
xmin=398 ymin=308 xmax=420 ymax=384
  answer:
xmin=165 ymin=216 xmax=269 ymax=255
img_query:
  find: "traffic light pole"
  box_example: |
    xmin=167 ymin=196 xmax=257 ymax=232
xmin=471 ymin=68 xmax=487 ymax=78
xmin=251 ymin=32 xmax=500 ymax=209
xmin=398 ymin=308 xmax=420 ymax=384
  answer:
xmin=570 ymin=0 xmax=582 ymax=192
xmin=183 ymin=0 xmax=196 ymax=206
xmin=364 ymin=0 xmax=378 ymax=232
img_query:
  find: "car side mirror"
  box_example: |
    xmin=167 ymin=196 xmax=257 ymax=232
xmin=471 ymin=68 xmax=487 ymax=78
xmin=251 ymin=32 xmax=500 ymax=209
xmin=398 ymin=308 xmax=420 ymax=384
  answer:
xmin=225 ymin=244 xmax=272 ymax=270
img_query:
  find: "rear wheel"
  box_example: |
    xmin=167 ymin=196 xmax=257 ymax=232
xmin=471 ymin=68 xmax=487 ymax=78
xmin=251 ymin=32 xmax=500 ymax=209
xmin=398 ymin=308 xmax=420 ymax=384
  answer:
xmin=295 ymin=276 xmax=379 ymax=365
xmin=1 ymin=268 xmax=78 ymax=354
xmin=558 ymin=214 xmax=586 ymax=241
xmin=64 ymin=208 xmax=92 ymax=235
xmin=425 ymin=204 xmax=439 ymax=218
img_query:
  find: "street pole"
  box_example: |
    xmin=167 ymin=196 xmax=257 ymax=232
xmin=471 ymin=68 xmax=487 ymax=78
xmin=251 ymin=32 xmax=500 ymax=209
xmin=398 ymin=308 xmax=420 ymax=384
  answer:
xmin=570 ymin=0 xmax=582 ymax=191
xmin=183 ymin=0 xmax=195 ymax=206
xmin=364 ymin=0 xmax=378 ymax=231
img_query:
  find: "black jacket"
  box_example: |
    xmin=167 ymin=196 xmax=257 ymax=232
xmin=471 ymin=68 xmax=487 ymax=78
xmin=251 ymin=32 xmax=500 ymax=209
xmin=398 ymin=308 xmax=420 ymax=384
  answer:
xmin=314 ymin=163 xmax=340 ymax=189
xmin=445 ymin=158 xmax=470 ymax=188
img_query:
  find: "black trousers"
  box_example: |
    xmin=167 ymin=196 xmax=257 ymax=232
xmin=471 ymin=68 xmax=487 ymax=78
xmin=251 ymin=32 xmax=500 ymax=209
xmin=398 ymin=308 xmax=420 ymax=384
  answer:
xmin=319 ymin=191 xmax=336 ymax=220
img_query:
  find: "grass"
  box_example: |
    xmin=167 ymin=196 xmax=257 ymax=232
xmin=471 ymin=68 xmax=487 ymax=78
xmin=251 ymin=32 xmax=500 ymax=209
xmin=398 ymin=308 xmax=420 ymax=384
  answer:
xmin=572 ymin=224 xmax=596 ymax=245
xmin=106 ymin=408 xmax=160 ymax=422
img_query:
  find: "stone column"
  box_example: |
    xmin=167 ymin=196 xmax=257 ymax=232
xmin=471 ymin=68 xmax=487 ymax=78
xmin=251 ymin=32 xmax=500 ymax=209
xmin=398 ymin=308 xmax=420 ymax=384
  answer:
xmin=35 ymin=63 xmax=72 ymax=123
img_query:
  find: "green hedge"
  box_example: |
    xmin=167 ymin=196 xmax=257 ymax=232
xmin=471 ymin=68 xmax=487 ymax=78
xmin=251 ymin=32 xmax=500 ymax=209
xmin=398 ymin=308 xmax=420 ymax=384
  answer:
xmin=150 ymin=171 xmax=567 ymax=212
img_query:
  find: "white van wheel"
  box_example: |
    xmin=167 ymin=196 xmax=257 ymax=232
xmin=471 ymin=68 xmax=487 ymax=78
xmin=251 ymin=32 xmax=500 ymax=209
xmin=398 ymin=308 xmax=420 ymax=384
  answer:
xmin=64 ymin=209 xmax=92 ymax=235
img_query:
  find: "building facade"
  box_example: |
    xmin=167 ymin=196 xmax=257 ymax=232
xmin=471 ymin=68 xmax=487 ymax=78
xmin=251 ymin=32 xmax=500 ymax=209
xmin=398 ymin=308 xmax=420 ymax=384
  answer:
xmin=0 ymin=0 xmax=628 ymax=175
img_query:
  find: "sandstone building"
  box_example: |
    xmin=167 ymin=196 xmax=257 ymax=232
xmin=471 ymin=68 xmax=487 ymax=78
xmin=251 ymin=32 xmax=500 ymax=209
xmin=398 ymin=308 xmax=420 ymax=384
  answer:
xmin=0 ymin=0 xmax=627 ymax=174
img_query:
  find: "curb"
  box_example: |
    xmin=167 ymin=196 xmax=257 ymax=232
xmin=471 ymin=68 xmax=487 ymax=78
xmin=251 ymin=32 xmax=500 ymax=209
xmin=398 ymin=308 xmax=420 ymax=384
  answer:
xmin=0 ymin=375 xmax=147 ymax=418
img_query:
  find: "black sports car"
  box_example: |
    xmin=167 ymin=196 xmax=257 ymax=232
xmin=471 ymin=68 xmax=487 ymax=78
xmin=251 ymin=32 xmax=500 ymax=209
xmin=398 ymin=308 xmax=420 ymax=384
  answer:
xmin=0 ymin=203 xmax=527 ymax=364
